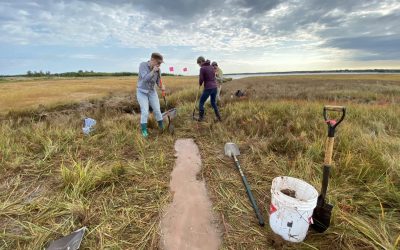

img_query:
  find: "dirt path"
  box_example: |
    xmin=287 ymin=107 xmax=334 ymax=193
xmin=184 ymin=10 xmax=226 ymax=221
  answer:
xmin=160 ymin=139 xmax=221 ymax=250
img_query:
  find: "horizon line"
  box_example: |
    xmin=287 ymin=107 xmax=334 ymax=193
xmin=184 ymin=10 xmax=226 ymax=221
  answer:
xmin=1 ymin=68 xmax=400 ymax=77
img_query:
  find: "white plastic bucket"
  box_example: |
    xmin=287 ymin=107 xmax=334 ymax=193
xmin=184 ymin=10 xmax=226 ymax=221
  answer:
xmin=269 ymin=176 xmax=318 ymax=243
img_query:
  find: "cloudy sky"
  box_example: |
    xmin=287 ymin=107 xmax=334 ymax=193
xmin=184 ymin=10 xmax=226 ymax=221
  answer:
xmin=0 ymin=0 xmax=399 ymax=75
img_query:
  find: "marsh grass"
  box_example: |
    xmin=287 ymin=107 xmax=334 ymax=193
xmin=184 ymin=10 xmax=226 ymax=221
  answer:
xmin=1 ymin=75 xmax=399 ymax=249
xmin=195 ymin=102 xmax=400 ymax=249
xmin=0 ymin=76 xmax=198 ymax=115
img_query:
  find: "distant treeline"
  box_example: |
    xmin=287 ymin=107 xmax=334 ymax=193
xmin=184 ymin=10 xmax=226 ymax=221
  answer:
xmin=1 ymin=70 xmax=176 ymax=77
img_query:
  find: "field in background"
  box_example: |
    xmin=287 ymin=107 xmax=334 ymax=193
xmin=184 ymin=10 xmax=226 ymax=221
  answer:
xmin=1 ymin=75 xmax=399 ymax=249
xmin=0 ymin=76 xmax=197 ymax=114
xmin=223 ymin=74 xmax=400 ymax=104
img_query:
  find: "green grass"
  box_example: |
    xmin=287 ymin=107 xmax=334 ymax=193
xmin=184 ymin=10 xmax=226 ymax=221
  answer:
xmin=190 ymin=101 xmax=400 ymax=249
xmin=1 ymin=75 xmax=399 ymax=249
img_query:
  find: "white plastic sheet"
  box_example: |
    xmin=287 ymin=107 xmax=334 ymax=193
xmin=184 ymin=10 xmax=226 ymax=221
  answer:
xmin=82 ymin=118 xmax=96 ymax=135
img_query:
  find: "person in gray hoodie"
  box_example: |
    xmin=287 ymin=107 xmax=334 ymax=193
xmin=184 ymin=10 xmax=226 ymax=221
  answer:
xmin=137 ymin=52 xmax=165 ymax=138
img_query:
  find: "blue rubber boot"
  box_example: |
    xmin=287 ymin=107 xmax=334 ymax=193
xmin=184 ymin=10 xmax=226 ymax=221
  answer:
xmin=140 ymin=123 xmax=148 ymax=138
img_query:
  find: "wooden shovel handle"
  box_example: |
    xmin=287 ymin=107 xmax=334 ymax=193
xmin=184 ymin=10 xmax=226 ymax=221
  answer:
xmin=324 ymin=137 xmax=335 ymax=165
xmin=159 ymin=79 xmax=166 ymax=97
xmin=324 ymin=105 xmax=345 ymax=112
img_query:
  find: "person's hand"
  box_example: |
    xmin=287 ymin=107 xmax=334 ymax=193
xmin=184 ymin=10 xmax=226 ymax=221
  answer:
xmin=152 ymin=65 xmax=160 ymax=72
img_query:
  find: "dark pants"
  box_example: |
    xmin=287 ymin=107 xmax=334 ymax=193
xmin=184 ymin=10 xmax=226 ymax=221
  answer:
xmin=199 ymin=87 xmax=220 ymax=119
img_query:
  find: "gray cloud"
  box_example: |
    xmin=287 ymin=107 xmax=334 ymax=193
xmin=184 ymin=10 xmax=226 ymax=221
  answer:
xmin=316 ymin=6 xmax=400 ymax=60
xmin=324 ymin=35 xmax=400 ymax=60
xmin=234 ymin=0 xmax=282 ymax=15
xmin=0 ymin=0 xmax=399 ymax=61
xmin=135 ymin=0 xmax=218 ymax=19
xmin=91 ymin=0 xmax=282 ymax=19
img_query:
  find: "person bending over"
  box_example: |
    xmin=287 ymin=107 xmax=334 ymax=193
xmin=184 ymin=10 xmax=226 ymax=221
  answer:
xmin=197 ymin=56 xmax=221 ymax=122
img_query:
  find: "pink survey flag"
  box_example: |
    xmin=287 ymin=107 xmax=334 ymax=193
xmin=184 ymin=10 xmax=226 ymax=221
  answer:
xmin=169 ymin=66 xmax=174 ymax=72
xmin=183 ymin=67 xmax=188 ymax=72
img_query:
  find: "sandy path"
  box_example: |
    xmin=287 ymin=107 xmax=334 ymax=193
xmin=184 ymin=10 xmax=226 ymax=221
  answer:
xmin=160 ymin=139 xmax=221 ymax=250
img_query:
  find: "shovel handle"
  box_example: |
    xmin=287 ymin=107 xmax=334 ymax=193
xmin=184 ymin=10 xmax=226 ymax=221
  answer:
xmin=233 ymin=155 xmax=265 ymax=226
xmin=159 ymin=78 xmax=166 ymax=97
xmin=324 ymin=105 xmax=345 ymax=112
xmin=159 ymin=76 xmax=173 ymax=133
xmin=324 ymin=137 xmax=335 ymax=165
xmin=323 ymin=106 xmax=345 ymax=164
xmin=320 ymin=165 xmax=331 ymax=199
xmin=159 ymin=77 xmax=168 ymax=107
xmin=158 ymin=71 xmax=166 ymax=97
xmin=193 ymin=86 xmax=201 ymax=118
xmin=323 ymin=106 xmax=346 ymax=137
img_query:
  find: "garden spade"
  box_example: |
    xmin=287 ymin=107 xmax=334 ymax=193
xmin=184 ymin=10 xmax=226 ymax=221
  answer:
xmin=46 ymin=227 xmax=86 ymax=250
xmin=192 ymin=86 xmax=201 ymax=121
xmin=312 ymin=105 xmax=346 ymax=233
xmin=224 ymin=142 xmax=265 ymax=226
xmin=159 ymin=77 xmax=175 ymax=134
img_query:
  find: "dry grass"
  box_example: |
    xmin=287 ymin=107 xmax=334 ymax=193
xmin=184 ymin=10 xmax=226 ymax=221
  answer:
xmin=223 ymin=74 xmax=400 ymax=105
xmin=0 ymin=76 xmax=197 ymax=115
xmin=185 ymin=101 xmax=400 ymax=249
xmin=0 ymin=111 xmax=176 ymax=249
xmin=1 ymin=74 xmax=399 ymax=249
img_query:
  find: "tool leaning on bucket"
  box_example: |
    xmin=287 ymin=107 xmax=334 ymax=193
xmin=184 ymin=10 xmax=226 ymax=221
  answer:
xmin=312 ymin=105 xmax=346 ymax=233
xmin=224 ymin=142 xmax=265 ymax=226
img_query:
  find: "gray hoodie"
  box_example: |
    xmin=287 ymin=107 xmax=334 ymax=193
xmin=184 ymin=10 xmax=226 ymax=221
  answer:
xmin=137 ymin=61 xmax=160 ymax=93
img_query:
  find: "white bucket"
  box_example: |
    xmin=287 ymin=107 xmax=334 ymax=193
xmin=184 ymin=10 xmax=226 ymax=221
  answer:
xmin=269 ymin=176 xmax=318 ymax=243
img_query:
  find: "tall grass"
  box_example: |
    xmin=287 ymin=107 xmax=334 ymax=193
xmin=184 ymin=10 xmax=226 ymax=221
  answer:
xmin=1 ymin=75 xmax=399 ymax=249
xmin=184 ymin=101 xmax=399 ymax=249
xmin=0 ymin=109 xmax=175 ymax=249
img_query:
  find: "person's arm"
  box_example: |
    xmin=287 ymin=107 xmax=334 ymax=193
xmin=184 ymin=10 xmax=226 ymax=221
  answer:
xmin=139 ymin=62 xmax=155 ymax=83
xmin=156 ymin=70 xmax=161 ymax=87
xmin=199 ymin=68 xmax=204 ymax=86
xmin=215 ymin=68 xmax=223 ymax=83
xmin=156 ymin=71 xmax=166 ymax=91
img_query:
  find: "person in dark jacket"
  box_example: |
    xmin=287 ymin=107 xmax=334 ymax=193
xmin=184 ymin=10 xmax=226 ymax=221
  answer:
xmin=197 ymin=56 xmax=221 ymax=121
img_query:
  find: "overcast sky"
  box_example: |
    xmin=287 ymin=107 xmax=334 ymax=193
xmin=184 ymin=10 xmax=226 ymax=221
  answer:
xmin=1 ymin=0 xmax=399 ymax=75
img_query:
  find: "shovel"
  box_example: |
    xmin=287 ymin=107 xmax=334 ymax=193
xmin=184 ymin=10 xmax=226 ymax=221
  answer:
xmin=312 ymin=105 xmax=346 ymax=233
xmin=159 ymin=78 xmax=175 ymax=134
xmin=192 ymin=86 xmax=201 ymax=121
xmin=224 ymin=143 xmax=265 ymax=226
xmin=46 ymin=227 xmax=86 ymax=250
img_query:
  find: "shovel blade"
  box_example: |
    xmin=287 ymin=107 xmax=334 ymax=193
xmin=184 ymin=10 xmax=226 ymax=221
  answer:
xmin=311 ymin=196 xmax=333 ymax=233
xmin=162 ymin=108 xmax=177 ymax=120
xmin=46 ymin=227 xmax=86 ymax=250
xmin=224 ymin=143 xmax=240 ymax=157
xmin=168 ymin=123 xmax=175 ymax=134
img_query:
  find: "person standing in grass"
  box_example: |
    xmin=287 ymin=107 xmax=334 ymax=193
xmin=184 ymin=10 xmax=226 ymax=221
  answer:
xmin=212 ymin=61 xmax=224 ymax=101
xmin=137 ymin=52 xmax=165 ymax=138
xmin=197 ymin=56 xmax=221 ymax=122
